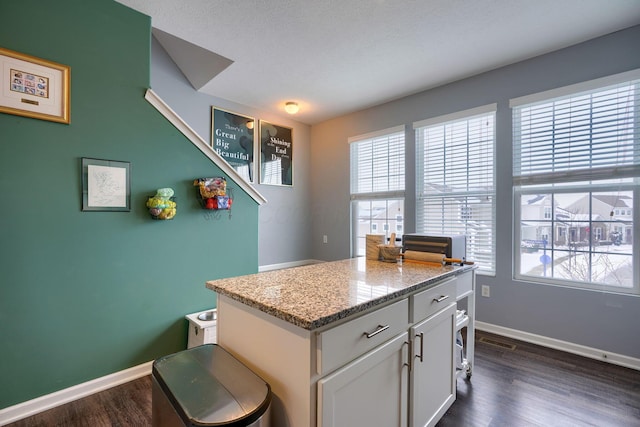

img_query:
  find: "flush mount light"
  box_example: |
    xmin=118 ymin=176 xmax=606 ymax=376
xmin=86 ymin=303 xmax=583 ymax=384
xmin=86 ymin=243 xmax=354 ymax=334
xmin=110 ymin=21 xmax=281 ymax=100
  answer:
xmin=284 ymin=102 xmax=299 ymax=114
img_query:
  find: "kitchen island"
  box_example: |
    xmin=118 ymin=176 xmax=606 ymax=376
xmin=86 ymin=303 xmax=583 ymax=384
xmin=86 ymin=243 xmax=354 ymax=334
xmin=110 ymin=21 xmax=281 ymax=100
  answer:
xmin=206 ymin=257 xmax=475 ymax=427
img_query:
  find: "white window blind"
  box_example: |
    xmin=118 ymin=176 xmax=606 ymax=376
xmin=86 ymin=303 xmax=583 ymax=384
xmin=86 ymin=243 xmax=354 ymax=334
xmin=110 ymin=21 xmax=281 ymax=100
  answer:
xmin=350 ymin=126 xmax=405 ymax=257
xmin=512 ymin=73 xmax=640 ymax=186
xmin=512 ymin=72 xmax=639 ymax=294
xmin=414 ymin=106 xmax=496 ymax=273
xmin=350 ymin=126 xmax=405 ymax=197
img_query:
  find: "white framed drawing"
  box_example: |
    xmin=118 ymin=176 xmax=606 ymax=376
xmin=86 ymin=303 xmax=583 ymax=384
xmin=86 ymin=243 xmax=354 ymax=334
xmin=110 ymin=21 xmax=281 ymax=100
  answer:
xmin=82 ymin=158 xmax=130 ymax=211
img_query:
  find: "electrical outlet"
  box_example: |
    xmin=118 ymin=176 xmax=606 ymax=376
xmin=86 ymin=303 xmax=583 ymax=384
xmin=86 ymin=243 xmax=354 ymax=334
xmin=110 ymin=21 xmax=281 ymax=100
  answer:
xmin=323 ymin=235 xmax=328 ymax=244
xmin=481 ymin=285 xmax=490 ymax=297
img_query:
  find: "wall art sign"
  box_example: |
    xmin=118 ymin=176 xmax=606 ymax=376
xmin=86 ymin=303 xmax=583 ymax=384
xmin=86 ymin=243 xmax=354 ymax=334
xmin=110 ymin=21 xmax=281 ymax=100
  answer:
xmin=211 ymin=107 xmax=256 ymax=183
xmin=0 ymin=47 xmax=70 ymax=124
xmin=82 ymin=158 xmax=131 ymax=212
xmin=260 ymin=120 xmax=293 ymax=186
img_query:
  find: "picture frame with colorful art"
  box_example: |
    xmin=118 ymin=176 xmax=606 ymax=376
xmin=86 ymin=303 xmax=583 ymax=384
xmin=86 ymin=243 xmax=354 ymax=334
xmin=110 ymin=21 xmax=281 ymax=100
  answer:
xmin=0 ymin=47 xmax=70 ymax=124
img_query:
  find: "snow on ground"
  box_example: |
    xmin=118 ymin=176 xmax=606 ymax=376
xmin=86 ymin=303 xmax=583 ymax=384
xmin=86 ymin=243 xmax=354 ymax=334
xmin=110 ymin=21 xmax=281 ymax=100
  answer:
xmin=519 ymin=244 xmax=633 ymax=288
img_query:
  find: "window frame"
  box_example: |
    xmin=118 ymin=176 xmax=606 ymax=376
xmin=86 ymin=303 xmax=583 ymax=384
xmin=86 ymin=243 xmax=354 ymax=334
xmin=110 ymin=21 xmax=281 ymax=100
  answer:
xmin=349 ymin=126 xmax=406 ymax=257
xmin=513 ymin=184 xmax=638 ymax=294
xmin=511 ymin=70 xmax=640 ymax=295
xmin=413 ymin=104 xmax=497 ymax=275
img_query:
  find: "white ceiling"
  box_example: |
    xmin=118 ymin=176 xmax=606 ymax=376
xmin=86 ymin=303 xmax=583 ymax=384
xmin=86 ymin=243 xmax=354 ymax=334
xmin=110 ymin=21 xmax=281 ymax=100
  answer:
xmin=115 ymin=0 xmax=640 ymax=125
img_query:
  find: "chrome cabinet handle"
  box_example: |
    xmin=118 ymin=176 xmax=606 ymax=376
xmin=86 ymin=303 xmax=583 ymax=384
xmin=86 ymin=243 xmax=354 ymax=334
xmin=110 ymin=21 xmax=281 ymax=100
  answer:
xmin=403 ymin=340 xmax=412 ymax=371
xmin=364 ymin=324 xmax=390 ymax=339
xmin=415 ymin=332 xmax=424 ymax=362
xmin=432 ymin=295 xmax=450 ymax=303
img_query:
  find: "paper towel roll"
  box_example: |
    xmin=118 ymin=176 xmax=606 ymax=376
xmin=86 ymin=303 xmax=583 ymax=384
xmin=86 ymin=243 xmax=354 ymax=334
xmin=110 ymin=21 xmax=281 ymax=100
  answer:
xmin=403 ymin=250 xmax=445 ymax=264
xmin=366 ymin=234 xmax=385 ymax=260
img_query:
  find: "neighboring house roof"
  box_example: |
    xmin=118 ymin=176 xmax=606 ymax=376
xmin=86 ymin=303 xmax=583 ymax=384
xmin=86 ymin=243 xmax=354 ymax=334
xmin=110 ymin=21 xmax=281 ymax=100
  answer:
xmin=592 ymin=194 xmax=633 ymax=209
xmin=564 ymin=194 xmax=633 ymax=220
xmin=525 ymin=195 xmax=546 ymax=205
xmin=522 ymin=194 xmax=571 ymax=220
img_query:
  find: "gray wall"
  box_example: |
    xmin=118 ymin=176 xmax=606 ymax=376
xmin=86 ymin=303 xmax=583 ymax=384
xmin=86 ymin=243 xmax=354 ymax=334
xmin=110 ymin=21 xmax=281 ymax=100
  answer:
xmin=310 ymin=25 xmax=640 ymax=359
xmin=150 ymin=39 xmax=313 ymax=267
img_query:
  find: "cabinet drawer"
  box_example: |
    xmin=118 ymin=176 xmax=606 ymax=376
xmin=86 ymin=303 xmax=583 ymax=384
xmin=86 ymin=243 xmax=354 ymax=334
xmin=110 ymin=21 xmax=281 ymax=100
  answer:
xmin=316 ymin=298 xmax=409 ymax=376
xmin=456 ymin=271 xmax=473 ymax=299
xmin=410 ymin=278 xmax=457 ymax=323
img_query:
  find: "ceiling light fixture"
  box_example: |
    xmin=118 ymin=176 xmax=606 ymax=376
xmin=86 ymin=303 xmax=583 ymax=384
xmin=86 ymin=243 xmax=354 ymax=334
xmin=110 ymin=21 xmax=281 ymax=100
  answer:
xmin=284 ymin=102 xmax=299 ymax=114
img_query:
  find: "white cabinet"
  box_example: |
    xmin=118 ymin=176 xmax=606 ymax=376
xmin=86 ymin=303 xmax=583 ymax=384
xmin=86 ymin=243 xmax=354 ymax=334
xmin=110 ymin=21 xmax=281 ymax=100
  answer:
xmin=216 ymin=268 xmax=475 ymax=427
xmin=410 ymin=303 xmax=457 ymax=427
xmin=317 ymin=299 xmax=409 ymax=376
xmin=318 ymin=332 xmax=409 ymax=427
xmin=317 ymin=299 xmax=409 ymax=427
xmin=319 ymin=279 xmax=459 ymax=427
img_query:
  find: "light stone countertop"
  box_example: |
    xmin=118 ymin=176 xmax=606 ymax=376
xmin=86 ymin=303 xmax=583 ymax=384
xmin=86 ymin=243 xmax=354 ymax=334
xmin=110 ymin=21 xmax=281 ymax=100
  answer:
xmin=206 ymin=257 xmax=474 ymax=330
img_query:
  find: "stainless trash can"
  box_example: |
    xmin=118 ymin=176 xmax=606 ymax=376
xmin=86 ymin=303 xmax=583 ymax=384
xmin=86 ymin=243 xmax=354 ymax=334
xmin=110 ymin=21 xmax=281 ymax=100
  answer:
xmin=152 ymin=344 xmax=271 ymax=426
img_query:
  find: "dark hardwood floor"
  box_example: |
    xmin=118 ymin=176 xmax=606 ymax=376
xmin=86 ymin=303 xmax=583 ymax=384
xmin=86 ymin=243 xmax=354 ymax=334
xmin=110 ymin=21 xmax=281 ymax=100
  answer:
xmin=439 ymin=332 xmax=640 ymax=427
xmin=7 ymin=331 xmax=640 ymax=427
xmin=6 ymin=376 xmax=152 ymax=427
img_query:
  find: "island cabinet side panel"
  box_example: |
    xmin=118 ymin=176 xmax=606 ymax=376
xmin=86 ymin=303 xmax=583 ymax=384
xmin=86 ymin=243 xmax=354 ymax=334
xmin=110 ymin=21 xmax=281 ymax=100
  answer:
xmin=217 ymin=294 xmax=316 ymax=427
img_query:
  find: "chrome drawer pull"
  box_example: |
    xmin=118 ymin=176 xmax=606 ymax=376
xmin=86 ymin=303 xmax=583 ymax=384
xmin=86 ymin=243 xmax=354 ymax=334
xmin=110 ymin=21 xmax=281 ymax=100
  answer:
xmin=433 ymin=295 xmax=450 ymax=303
xmin=364 ymin=324 xmax=390 ymax=339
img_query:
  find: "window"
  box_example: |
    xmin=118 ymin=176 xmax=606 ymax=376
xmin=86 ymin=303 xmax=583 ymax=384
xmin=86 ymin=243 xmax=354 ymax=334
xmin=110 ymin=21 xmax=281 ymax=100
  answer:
xmin=414 ymin=104 xmax=496 ymax=274
xmin=512 ymin=70 xmax=639 ymax=294
xmin=350 ymin=126 xmax=405 ymax=256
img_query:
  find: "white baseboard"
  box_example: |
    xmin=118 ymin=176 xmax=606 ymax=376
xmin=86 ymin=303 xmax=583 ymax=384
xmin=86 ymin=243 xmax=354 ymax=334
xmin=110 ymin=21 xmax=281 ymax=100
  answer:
xmin=259 ymin=259 xmax=324 ymax=272
xmin=0 ymin=361 xmax=153 ymax=426
xmin=476 ymin=321 xmax=640 ymax=371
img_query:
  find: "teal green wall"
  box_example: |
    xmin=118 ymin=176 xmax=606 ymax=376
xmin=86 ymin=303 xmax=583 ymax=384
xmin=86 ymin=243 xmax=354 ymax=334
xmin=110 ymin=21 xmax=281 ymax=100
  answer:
xmin=0 ymin=0 xmax=259 ymax=408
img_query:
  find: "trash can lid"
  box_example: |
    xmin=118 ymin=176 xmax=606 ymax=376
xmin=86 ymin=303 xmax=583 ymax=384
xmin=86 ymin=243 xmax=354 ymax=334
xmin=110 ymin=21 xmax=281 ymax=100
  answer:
xmin=153 ymin=344 xmax=271 ymax=426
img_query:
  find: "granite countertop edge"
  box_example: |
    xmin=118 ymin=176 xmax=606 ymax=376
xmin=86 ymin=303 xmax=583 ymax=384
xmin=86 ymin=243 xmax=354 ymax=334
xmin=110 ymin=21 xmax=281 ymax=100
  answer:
xmin=207 ymin=263 xmax=474 ymax=331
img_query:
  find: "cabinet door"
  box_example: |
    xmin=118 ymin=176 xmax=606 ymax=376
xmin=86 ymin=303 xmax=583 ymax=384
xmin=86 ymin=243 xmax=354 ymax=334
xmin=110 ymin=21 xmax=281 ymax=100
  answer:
xmin=410 ymin=303 xmax=456 ymax=427
xmin=318 ymin=332 xmax=409 ymax=427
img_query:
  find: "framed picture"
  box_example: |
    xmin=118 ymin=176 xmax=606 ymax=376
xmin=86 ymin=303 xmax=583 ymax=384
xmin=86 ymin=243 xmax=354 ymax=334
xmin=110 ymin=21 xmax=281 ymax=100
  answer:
xmin=82 ymin=158 xmax=131 ymax=212
xmin=211 ymin=107 xmax=256 ymax=183
xmin=0 ymin=47 xmax=70 ymax=124
xmin=259 ymin=120 xmax=293 ymax=186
